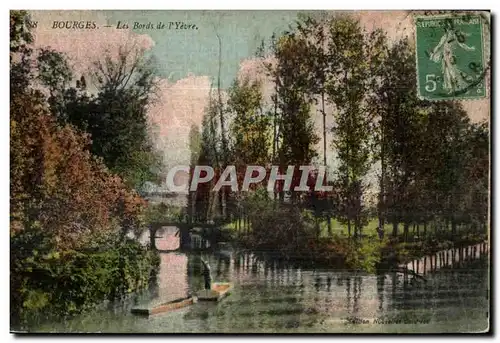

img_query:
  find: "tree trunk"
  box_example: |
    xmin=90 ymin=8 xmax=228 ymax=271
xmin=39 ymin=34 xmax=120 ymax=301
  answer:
xmin=403 ymin=222 xmax=410 ymax=242
xmin=221 ymin=190 xmax=227 ymax=221
xmin=392 ymin=221 xmax=398 ymax=237
xmin=272 ymin=80 xmax=278 ymax=164
xmin=378 ymin=106 xmax=386 ymax=237
xmin=327 ymin=215 xmax=332 ymax=236
xmin=451 ymin=219 xmax=457 ymax=235
xmin=279 ymin=191 xmax=285 ymax=203
xmin=322 ymin=91 xmax=327 ymax=167
xmin=236 ymin=210 xmax=240 ymax=232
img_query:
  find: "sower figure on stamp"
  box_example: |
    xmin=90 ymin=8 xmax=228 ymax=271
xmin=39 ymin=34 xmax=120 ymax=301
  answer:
xmin=201 ymin=259 xmax=212 ymax=290
xmin=429 ymin=20 xmax=476 ymax=93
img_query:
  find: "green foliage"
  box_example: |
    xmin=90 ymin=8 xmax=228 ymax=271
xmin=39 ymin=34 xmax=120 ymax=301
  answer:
xmin=371 ymin=38 xmax=425 ymax=231
xmin=344 ymin=238 xmax=385 ymax=273
xmin=37 ymin=48 xmax=73 ymax=95
xmin=239 ymin=189 xmax=316 ymax=256
xmin=325 ymin=15 xmax=381 ymax=237
xmin=273 ymin=34 xmax=319 ymax=169
xmin=34 ymin=45 xmax=162 ymax=189
xmin=10 ymin=10 xmax=33 ymax=53
xmin=188 ymin=124 xmax=202 ymax=165
xmin=11 ymin=235 xmax=159 ymax=326
xmin=144 ymin=202 xmax=184 ymax=224
xmin=10 ymin=11 xmax=34 ymax=97
xmin=371 ymin=34 xmax=489 ymax=241
xmin=192 ymin=12 xmax=489 ymax=266
xmin=10 ymin=88 xmax=147 ymax=248
xmin=242 ymin=187 xmax=274 ymax=216
xmin=10 ymin=11 xmax=159 ymax=328
xmin=227 ymin=77 xmax=271 ymax=167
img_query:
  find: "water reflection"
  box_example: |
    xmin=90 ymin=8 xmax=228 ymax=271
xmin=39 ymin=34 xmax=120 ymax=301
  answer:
xmin=403 ymin=242 xmax=489 ymax=275
xmin=36 ymin=230 xmax=489 ymax=333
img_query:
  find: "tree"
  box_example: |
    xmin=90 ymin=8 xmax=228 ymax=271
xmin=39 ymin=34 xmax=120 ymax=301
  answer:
xmin=274 ymin=33 xmax=319 ymax=201
xmin=36 ymin=48 xmax=73 ymax=123
xmin=296 ymin=13 xmax=330 ymax=167
xmin=460 ymin=121 xmax=489 ymax=232
xmin=371 ymin=37 xmax=489 ymax=240
xmin=187 ymin=124 xmax=202 ymax=222
xmin=326 ymin=15 xmax=384 ymax=238
xmin=194 ymin=92 xmax=221 ymax=222
xmin=419 ymin=101 xmax=476 ymax=235
xmin=370 ymin=38 xmax=425 ymax=239
xmin=58 ymin=47 xmax=162 ymax=189
xmin=10 ymin=10 xmax=34 ymax=98
xmin=295 ymin=13 xmax=337 ymax=234
xmin=227 ymin=77 xmax=270 ymax=168
xmin=11 ymin=87 xmax=146 ymax=251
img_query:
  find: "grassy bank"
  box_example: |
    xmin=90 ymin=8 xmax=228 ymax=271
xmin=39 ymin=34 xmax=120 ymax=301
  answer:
xmin=222 ymin=211 xmax=487 ymax=273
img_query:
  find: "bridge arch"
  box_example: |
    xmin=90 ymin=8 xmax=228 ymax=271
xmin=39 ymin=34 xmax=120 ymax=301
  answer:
xmin=148 ymin=221 xmax=219 ymax=252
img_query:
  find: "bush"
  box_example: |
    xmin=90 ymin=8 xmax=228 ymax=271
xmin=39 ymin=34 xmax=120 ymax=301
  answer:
xmin=344 ymin=237 xmax=385 ymax=273
xmin=250 ymin=206 xmax=315 ymax=254
xmin=238 ymin=189 xmax=386 ymax=270
xmin=144 ymin=202 xmax=184 ymax=225
xmin=11 ymin=234 xmax=159 ymax=328
xmin=237 ymin=189 xmax=315 ymax=257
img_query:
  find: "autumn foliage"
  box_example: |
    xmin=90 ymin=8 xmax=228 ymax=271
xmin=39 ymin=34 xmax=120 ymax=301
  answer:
xmin=11 ymin=90 xmax=146 ymax=250
xmin=10 ymin=11 xmax=159 ymax=326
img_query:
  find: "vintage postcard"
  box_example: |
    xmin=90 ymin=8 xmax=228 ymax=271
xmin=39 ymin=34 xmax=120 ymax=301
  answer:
xmin=10 ymin=10 xmax=490 ymax=334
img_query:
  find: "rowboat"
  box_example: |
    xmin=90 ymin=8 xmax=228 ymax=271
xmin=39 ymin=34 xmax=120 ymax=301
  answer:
xmin=131 ymin=296 xmax=197 ymax=316
xmin=196 ymin=282 xmax=233 ymax=301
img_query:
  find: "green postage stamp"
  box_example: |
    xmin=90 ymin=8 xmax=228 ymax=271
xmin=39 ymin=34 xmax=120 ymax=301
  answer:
xmin=415 ymin=14 xmax=487 ymax=100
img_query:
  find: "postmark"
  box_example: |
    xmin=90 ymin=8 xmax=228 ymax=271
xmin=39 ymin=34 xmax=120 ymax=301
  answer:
xmin=415 ymin=13 xmax=487 ymax=100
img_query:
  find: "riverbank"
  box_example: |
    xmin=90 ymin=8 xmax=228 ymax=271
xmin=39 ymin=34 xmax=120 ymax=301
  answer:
xmin=10 ymin=236 xmax=160 ymax=330
xmin=225 ymin=221 xmax=488 ymax=274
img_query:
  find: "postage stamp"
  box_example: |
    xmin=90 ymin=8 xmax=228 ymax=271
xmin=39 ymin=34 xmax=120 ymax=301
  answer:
xmin=415 ymin=14 xmax=487 ymax=100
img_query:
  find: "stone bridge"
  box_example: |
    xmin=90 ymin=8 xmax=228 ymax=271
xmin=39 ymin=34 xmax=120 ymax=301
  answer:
xmin=148 ymin=221 xmax=222 ymax=253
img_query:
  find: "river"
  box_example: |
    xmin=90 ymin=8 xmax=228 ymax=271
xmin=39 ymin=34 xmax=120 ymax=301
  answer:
xmin=33 ymin=227 xmax=489 ymax=333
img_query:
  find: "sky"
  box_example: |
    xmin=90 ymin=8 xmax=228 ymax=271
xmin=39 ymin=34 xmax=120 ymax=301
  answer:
xmin=106 ymin=10 xmax=303 ymax=87
xmin=29 ymin=10 xmax=491 ymax=186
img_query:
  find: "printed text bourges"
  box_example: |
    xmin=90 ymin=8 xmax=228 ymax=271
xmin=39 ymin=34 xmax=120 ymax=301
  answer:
xmin=46 ymin=21 xmax=198 ymax=30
